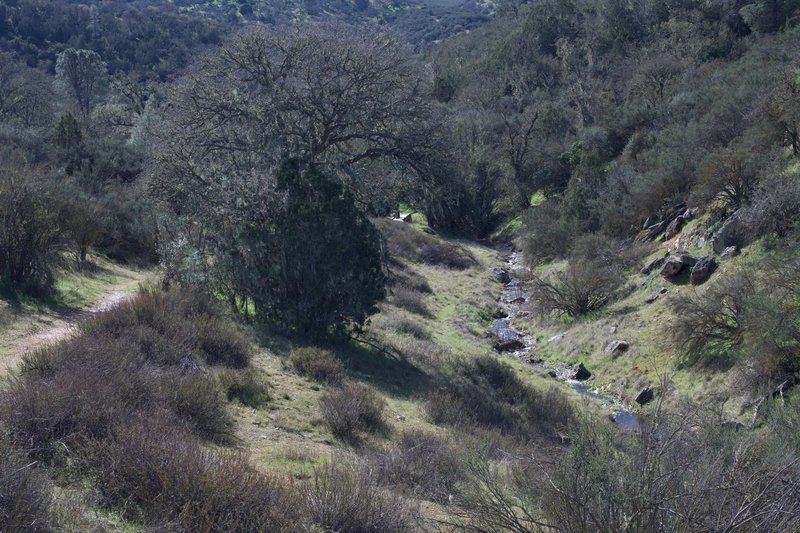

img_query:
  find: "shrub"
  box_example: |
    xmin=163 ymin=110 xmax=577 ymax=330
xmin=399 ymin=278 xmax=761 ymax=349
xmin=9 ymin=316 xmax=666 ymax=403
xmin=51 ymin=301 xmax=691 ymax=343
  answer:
xmin=373 ymin=218 xmax=477 ymax=269
xmin=90 ymin=413 xmax=298 ymax=531
xmin=2 ymin=288 xmax=248 ymax=460
xmin=740 ymin=170 xmax=800 ymax=241
xmin=319 ymin=382 xmax=387 ymax=441
xmin=219 ymin=368 xmax=271 ymax=408
xmin=0 ymin=166 xmax=65 ymax=294
xmin=670 ymin=271 xmax=755 ymax=368
xmin=426 ymin=356 xmax=574 ymax=440
xmin=304 ymin=459 xmax=419 ymax=532
xmin=290 ymin=347 xmax=346 ymax=385
xmin=85 ymin=287 xmax=252 ymax=368
xmin=519 ymin=200 xmax=577 ymax=264
xmin=370 ymin=430 xmax=465 ymax=503
xmin=157 ymin=372 xmax=232 ymax=442
xmin=530 ymin=260 xmax=625 ymax=318
xmin=391 ymin=268 xmax=433 ymax=294
xmin=390 ymin=286 xmax=432 ymax=317
xmin=387 ymin=316 xmax=432 ymax=340
xmin=0 ymin=441 xmax=53 ymax=532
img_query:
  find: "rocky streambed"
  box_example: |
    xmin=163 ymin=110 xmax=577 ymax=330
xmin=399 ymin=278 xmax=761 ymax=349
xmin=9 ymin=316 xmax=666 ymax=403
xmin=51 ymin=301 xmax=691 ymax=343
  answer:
xmin=491 ymin=250 xmax=642 ymax=431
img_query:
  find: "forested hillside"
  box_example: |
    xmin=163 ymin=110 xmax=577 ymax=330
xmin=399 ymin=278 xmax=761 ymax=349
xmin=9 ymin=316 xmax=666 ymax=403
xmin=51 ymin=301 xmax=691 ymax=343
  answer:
xmin=1 ymin=0 xmax=800 ymax=531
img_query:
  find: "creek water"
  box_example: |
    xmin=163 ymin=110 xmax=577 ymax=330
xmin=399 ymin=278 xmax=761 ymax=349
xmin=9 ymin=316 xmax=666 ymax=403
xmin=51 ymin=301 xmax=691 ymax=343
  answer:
xmin=492 ymin=250 xmax=642 ymax=431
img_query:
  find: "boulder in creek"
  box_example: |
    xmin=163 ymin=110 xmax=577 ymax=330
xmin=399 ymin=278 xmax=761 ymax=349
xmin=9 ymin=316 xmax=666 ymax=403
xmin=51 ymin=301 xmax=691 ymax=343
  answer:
xmin=573 ymin=363 xmax=592 ymax=381
xmin=490 ymin=267 xmax=511 ymax=284
xmin=690 ymin=256 xmax=717 ymax=285
xmin=635 ymin=386 xmax=654 ymax=405
xmin=494 ymin=338 xmax=525 ymax=353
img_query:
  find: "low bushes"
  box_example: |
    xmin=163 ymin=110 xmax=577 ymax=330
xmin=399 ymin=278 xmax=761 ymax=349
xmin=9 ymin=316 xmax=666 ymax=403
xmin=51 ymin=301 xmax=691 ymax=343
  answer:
xmin=290 ymin=347 xmax=346 ymax=385
xmin=0 ymin=441 xmax=53 ymax=532
xmin=304 ymin=459 xmax=419 ymax=532
xmin=84 ymin=287 xmax=252 ymax=368
xmin=426 ymin=355 xmax=574 ymax=440
xmin=319 ymin=382 xmax=387 ymax=441
xmin=219 ymin=368 xmax=270 ymax=408
xmin=373 ymin=218 xmax=476 ymax=270
xmin=530 ymin=260 xmax=625 ymax=318
xmin=2 ymin=288 xmax=250 ymax=461
xmin=370 ymin=430 xmax=465 ymax=503
xmin=390 ymin=286 xmax=432 ymax=317
xmin=89 ymin=412 xmax=298 ymax=532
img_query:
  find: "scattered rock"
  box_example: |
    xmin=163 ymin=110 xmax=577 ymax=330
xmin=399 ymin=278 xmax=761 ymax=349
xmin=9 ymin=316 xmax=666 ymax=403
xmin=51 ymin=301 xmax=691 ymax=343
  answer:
xmin=721 ymin=420 xmax=745 ymax=432
xmin=494 ymin=338 xmax=525 ymax=353
xmin=573 ymin=363 xmax=592 ymax=381
xmin=547 ymin=370 xmax=557 ymax=378
xmin=492 ymin=308 xmax=509 ymax=319
xmin=660 ymin=253 xmax=697 ymax=279
xmin=548 ymin=332 xmax=567 ymax=343
xmin=659 ymin=255 xmax=684 ymax=278
xmin=605 ymin=340 xmax=630 ymax=357
xmin=641 ymin=255 xmax=667 ymax=275
xmin=720 ymin=246 xmax=739 ymax=259
xmin=690 ymin=256 xmax=717 ymax=285
xmin=711 ymin=212 xmax=742 ymax=254
xmin=645 ymin=287 xmax=667 ymax=303
xmin=400 ymin=213 xmax=413 ymax=223
xmin=635 ymin=386 xmax=654 ymax=405
xmin=507 ymin=296 xmax=526 ymax=304
xmin=610 ymin=325 xmax=617 ymax=334
xmin=491 ymin=268 xmax=511 ymax=284
xmin=664 ymin=215 xmax=687 ymax=240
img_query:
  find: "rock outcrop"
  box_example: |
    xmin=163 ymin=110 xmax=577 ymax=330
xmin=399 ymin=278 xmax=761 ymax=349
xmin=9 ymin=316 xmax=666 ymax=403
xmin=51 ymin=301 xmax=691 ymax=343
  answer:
xmin=690 ymin=256 xmax=717 ymax=285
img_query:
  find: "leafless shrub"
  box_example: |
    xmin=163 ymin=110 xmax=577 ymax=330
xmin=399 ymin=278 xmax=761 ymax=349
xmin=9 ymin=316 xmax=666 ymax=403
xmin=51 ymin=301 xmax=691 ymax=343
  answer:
xmin=530 ymin=259 xmax=625 ymax=318
xmin=90 ymin=412 xmax=298 ymax=532
xmin=370 ymin=430 xmax=465 ymax=503
xmin=290 ymin=347 xmax=346 ymax=385
xmin=0 ymin=441 xmax=53 ymax=532
xmin=218 ymin=368 xmax=270 ymax=408
xmin=303 ymin=458 xmax=420 ymax=532
xmin=426 ymin=356 xmax=574 ymax=440
xmin=319 ymin=382 xmax=387 ymax=441
xmin=391 ymin=285 xmax=432 ymax=317
xmin=374 ymin=218 xmax=477 ymax=270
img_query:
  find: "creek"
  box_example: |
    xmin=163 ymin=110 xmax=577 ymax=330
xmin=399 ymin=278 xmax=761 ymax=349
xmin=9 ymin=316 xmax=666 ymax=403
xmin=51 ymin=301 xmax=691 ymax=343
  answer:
xmin=492 ymin=250 xmax=642 ymax=431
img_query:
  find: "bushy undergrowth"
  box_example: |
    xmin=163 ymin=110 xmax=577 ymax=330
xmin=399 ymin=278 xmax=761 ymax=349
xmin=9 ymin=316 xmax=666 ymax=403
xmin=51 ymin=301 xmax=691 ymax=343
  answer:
xmin=304 ymin=459 xmax=420 ymax=532
xmin=390 ymin=285 xmax=432 ymax=317
xmin=0 ymin=440 xmax=54 ymax=532
xmin=456 ymin=405 xmax=800 ymax=533
xmin=319 ymin=382 xmax=387 ymax=441
xmin=219 ymin=368 xmax=271 ymax=408
xmin=426 ymin=355 xmax=574 ymax=440
xmin=374 ymin=218 xmax=476 ymax=270
xmin=89 ymin=412 xmax=298 ymax=532
xmin=290 ymin=347 xmax=346 ymax=385
xmin=671 ymin=258 xmax=800 ymax=393
xmin=2 ymin=288 xmax=250 ymax=458
xmin=370 ymin=430 xmax=465 ymax=503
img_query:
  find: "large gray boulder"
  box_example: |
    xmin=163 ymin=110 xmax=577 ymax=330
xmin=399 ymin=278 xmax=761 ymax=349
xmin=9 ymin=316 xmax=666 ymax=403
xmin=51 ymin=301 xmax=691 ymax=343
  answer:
xmin=690 ymin=256 xmax=717 ymax=285
xmin=660 ymin=253 xmax=697 ymax=279
xmin=712 ymin=212 xmax=742 ymax=254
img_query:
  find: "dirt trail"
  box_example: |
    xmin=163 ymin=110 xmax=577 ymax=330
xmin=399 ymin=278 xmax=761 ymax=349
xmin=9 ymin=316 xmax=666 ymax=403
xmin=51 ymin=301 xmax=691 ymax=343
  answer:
xmin=0 ymin=285 xmax=138 ymax=375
